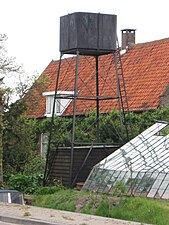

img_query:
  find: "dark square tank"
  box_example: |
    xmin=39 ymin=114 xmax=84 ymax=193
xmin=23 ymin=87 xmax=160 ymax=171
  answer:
xmin=60 ymin=12 xmax=117 ymax=56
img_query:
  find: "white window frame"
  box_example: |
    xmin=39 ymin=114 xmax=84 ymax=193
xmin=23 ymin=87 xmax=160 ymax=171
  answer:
xmin=42 ymin=91 xmax=74 ymax=117
xmin=46 ymin=96 xmax=61 ymax=115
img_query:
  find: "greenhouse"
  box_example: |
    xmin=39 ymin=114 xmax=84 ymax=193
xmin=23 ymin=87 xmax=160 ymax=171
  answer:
xmin=82 ymin=121 xmax=169 ymax=199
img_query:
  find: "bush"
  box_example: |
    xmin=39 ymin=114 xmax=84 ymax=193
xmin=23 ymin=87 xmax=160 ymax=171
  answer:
xmin=8 ymin=173 xmax=43 ymax=194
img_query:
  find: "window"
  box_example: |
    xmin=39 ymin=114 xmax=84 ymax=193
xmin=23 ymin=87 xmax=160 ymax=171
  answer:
xmin=42 ymin=91 xmax=74 ymax=117
xmin=46 ymin=96 xmax=61 ymax=115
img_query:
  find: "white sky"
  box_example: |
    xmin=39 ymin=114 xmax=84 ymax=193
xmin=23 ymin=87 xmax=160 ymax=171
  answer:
xmin=0 ymin=0 xmax=169 ymax=79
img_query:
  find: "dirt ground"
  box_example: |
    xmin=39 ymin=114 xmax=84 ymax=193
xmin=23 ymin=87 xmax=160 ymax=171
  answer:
xmin=0 ymin=203 xmax=151 ymax=225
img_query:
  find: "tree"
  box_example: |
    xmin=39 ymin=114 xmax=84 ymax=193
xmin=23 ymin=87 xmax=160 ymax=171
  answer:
xmin=0 ymin=34 xmax=20 ymax=75
xmin=0 ymin=88 xmax=4 ymax=186
xmin=3 ymin=104 xmax=39 ymax=176
xmin=0 ymin=33 xmax=22 ymax=185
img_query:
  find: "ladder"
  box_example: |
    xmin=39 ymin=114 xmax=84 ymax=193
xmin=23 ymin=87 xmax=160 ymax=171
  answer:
xmin=114 ymin=38 xmax=133 ymax=143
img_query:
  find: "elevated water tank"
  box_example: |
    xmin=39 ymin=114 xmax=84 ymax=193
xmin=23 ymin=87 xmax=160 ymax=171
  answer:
xmin=60 ymin=12 xmax=117 ymax=55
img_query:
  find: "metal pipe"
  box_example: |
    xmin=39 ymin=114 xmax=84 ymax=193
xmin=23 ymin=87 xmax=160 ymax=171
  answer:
xmin=70 ymin=50 xmax=79 ymax=187
xmin=71 ymin=144 xmax=93 ymax=187
xmin=43 ymin=53 xmax=63 ymax=186
xmin=113 ymin=52 xmax=124 ymax=143
xmin=96 ymin=55 xmax=100 ymax=143
xmin=54 ymin=95 xmax=119 ymax=100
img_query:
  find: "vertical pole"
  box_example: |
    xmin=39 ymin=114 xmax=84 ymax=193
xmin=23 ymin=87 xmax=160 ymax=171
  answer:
xmin=116 ymin=36 xmax=132 ymax=142
xmin=70 ymin=50 xmax=79 ymax=187
xmin=43 ymin=53 xmax=63 ymax=186
xmin=95 ymin=55 xmax=100 ymax=143
xmin=113 ymin=52 xmax=124 ymax=143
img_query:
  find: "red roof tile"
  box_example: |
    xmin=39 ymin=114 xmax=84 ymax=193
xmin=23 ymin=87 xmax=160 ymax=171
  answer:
xmin=25 ymin=38 xmax=169 ymax=118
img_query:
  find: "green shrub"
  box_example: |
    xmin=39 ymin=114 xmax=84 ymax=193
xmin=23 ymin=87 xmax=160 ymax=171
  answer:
xmin=8 ymin=173 xmax=43 ymax=194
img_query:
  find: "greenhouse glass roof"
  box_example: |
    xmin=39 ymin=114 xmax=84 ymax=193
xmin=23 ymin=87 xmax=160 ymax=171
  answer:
xmin=82 ymin=121 xmax=169 ymax=199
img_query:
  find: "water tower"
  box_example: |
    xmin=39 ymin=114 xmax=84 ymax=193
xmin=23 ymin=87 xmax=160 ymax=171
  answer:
xmin=43 ymin=12 xmax=130 ymax=187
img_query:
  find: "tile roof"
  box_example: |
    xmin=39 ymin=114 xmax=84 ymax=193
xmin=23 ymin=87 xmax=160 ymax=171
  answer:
xmin=25 ymin=38 xmax=169 ymax=118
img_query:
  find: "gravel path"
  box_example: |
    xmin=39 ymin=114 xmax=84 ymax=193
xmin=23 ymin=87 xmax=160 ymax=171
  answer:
xmin=0 ymin=203 xmax=151 ymax=225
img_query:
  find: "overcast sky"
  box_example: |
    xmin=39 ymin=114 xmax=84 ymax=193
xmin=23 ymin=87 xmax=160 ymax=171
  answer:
xmin=1 ymin=0 xmax=169 ymax=79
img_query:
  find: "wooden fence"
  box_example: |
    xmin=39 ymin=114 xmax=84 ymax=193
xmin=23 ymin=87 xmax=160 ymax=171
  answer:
xmin=48 ymin=145 xmax=119 ymax=187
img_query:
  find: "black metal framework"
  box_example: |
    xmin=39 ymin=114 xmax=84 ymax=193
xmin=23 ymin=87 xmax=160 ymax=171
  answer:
xmin=43 ymin=44 xmax=131 ymax=186
xmin=43 ymin=12 xmax=131 ymax=186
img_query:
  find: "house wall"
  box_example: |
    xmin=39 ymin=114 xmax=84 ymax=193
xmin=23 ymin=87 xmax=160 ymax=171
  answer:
xmin=48 ymin=145 xmax=119 ymax=187
xmin=159 ymin=84 xmax=169 ymax=107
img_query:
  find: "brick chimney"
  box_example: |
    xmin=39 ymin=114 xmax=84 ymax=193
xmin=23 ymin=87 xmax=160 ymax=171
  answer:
xmin=121 ymin=29 xmax=136 ymax=50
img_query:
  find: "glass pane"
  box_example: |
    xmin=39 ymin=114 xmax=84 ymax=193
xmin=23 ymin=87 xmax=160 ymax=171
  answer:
xmin=11 ymin=192 xmax=23 ymax=204
xmin=46 ymin=96 xmax=52 ymax=114
xmin=0 ymin=193 xmax=8 ymax=203
xmin=161 ymin=187 xmax=169 ymax=199
xmin=55 ymin=99 xmax=61 ymax=113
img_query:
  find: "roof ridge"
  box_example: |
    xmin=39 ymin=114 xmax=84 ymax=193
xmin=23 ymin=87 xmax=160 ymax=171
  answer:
xmin=135 ymin=37 xmax=169 ymax=46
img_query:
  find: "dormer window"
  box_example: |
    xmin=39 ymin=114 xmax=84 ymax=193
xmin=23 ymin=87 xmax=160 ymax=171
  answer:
xmin=42 ymin=91 xmax=74 ymax=117
xmin=46 ymin=96 xmax=61 ymax=114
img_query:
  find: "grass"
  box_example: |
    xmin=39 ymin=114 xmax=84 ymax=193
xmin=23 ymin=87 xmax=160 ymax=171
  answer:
xmin=105 ymin=197 xmax=169 ymax=225
xmin=34 ymin=187 xmax=87 ymax=212
xmin=32 ymin=187 xmax=169 ymax=225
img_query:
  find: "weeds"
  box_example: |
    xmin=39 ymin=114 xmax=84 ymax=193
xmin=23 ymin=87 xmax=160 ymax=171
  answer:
xmin=23 ymin=212 xmax=31 ymax=217
xmin=33 ymin=188 xmax=169 ymax=225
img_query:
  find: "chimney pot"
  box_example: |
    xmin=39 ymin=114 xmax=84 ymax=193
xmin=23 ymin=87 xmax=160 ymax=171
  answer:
xmin=121 ymin=29 xmax=136 ymax=50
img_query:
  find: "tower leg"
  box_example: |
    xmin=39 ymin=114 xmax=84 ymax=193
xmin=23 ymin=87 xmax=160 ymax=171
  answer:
xmin=95 ymin=55 xmax=100 ymax=143
xmin=43 ymin=53 xmax=63 ymax=186
xmin=113 ymin=52 xmax=124 ymax=143
xmin=70 ymin=50 xmax=79 ymax=187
